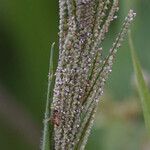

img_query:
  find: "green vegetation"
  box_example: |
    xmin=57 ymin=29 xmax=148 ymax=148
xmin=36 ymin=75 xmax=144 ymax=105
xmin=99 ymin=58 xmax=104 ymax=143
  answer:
xmin=129 ymin=31 xmax=150 ymax=134
xmin=0 ymin=0 xmax=150 ymax=150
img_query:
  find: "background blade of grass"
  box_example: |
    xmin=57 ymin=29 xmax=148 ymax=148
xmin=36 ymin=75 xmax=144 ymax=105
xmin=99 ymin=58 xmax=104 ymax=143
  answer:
xmin=129 ymin=31 xmax=150 ymax=134
xmin=41 ymin=43 xmax=55 ymax=150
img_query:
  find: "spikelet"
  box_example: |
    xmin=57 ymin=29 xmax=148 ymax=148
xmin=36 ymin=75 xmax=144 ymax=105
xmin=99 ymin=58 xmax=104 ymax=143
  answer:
xmin=59 ymin=0 xmax=68 ymax=54
xmin=74 ymin=10 xmax=136 ymax=149
xmin=51 ymin=0 xmax=136 ymax=149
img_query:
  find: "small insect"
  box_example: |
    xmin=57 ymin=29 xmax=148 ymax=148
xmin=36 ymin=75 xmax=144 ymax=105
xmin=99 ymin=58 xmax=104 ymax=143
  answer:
xmin=51 ymin=110 xmax=61 ymax=126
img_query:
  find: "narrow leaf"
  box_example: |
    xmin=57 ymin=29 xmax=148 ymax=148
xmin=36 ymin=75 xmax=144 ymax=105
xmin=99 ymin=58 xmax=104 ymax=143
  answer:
xmin=129 ymin=31 xmax=150 ymax=134
xmin=41 ymin=43 xmax=55 ymax=150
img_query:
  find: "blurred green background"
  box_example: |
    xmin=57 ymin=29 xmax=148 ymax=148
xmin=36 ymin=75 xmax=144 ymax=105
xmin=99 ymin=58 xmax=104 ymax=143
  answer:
xmin=0 ymin=0 xmax=150 ymax=149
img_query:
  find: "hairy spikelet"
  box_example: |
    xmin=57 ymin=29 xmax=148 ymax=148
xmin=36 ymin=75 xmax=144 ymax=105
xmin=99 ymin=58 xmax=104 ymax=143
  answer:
xmin=51 ymin=1 xmax=136 ymax=150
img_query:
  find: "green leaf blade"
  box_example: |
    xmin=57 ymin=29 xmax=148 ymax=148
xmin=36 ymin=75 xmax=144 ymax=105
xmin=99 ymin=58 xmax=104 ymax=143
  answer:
xmin=129 ymin=31 xmax=150 ymax=134
xmin=41 ymin=43 xmax=55 ymax=150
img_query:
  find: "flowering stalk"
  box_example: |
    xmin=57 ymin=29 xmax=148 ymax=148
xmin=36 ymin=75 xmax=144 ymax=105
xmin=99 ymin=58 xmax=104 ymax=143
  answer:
xmin=42 ymin=0 xmax=136 ymax=150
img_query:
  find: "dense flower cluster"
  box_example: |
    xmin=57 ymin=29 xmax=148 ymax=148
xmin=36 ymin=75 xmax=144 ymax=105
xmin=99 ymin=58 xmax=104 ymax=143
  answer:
xmin=51 ymin=0 xmax=136 ymax=149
